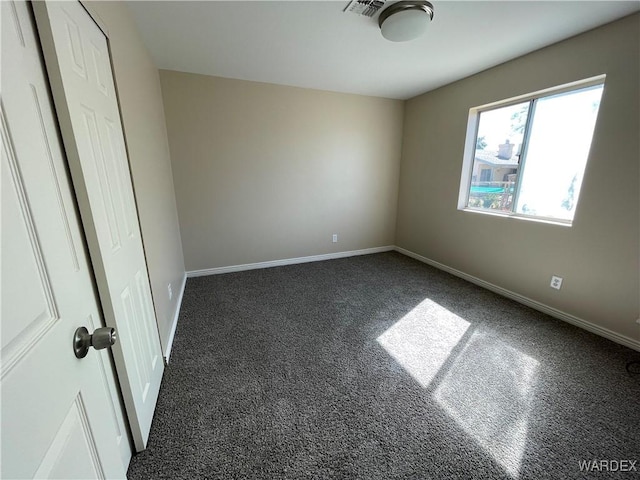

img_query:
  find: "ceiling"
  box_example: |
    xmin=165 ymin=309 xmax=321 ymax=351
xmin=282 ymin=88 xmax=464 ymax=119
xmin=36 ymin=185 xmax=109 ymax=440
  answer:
xmin=126 ymin=1 xmax=640 ymax=100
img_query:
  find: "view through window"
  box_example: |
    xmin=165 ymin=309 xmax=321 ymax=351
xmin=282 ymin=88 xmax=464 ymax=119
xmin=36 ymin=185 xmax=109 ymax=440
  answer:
xmin=463 ymin=80 xmax=604 ymax=223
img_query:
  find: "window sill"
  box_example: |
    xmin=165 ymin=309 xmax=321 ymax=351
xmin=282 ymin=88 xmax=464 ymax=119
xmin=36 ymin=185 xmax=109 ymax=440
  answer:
xmin=460 ymin=207 xmax=572 ymax=227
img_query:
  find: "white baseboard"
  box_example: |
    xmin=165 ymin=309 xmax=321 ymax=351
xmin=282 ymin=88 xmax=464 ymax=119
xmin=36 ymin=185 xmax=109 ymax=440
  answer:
xmin=164 ymin=272 xmax=187 ymax=363
xmin=178 ymin=245 xmax=638 ymax=353
xmin=186 ymin=246 xmax=396 ymax=278
xmin=395 ymin=246 xmax=640 ymax=352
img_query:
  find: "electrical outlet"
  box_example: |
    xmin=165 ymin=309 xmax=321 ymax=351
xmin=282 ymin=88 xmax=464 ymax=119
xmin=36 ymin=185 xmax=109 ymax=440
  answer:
xmin=550 ymin=276 xmax=563 ymax=290
xmin=167 ymin=283 xmax=173 ymax=300
xmin=332 ymin=234 xmax=338 ymax=243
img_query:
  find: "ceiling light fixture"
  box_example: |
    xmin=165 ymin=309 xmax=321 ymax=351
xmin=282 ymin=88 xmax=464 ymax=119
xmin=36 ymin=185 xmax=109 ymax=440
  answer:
xmin=378 ymin=1 xmax=434 ymax=42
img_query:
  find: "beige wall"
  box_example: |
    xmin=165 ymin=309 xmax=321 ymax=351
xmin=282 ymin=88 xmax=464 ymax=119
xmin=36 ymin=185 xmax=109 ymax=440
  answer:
xmin=397 ymin=14 xmax=639 ymax=342
xmin=159 ymin=71 xmax=404 ymax=271
xmin=84 ymin=2 xmax=186 ymax=354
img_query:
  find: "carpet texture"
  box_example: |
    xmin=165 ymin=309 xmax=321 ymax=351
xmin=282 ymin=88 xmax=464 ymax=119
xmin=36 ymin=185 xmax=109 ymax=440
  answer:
xmin=127 ymin=252 xmax=639 ymax=479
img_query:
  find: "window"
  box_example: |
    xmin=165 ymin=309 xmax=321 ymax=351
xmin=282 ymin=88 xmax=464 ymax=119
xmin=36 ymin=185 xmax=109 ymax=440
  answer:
xmin=459 ymin=77 xmax=605 ymax=224
xmin=479 ymin=169 xmax=492 ymax=182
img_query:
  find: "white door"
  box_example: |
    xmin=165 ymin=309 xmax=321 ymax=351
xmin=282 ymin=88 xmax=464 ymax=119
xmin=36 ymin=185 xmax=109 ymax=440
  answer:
xmin=32 ymin=0 xmax=165 ymax=451
xmin=1 ymin=1 xmax=130 ymax=477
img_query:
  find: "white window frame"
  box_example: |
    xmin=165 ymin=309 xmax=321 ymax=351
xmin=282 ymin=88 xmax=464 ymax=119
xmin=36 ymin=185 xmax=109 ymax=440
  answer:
xmin=458 ymin=75 xmax=606 ymax=226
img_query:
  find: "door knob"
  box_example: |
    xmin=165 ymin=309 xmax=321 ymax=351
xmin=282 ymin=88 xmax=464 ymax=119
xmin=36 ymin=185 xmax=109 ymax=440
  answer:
xmin=73 ymin=326 xmax=117 ymax=358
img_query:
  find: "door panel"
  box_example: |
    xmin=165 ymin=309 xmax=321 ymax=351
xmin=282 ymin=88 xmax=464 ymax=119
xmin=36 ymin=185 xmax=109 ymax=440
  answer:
xmin=1 ymin=1 xmax=130 ymax=477
xmin=32 ymin=0 xmax=164 ymax=451
xmin=1 ymin=128 xmax=58 ymax=374
xmin=34 ymin=395 xmax=106 ymax=479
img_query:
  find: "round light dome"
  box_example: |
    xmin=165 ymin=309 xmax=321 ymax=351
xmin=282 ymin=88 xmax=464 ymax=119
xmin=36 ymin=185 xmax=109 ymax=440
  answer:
xmin=378 ymin=1 xmax=434 ymax=43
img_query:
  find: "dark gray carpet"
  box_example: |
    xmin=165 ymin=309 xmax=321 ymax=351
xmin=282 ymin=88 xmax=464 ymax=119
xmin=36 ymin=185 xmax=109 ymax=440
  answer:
xmin=127 ymin=252 xmax=639 ymax=480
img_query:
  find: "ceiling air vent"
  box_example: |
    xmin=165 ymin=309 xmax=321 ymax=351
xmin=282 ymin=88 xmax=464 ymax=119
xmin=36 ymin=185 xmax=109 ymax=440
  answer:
xmin=344 ymin=0 xmax=386 ymax=17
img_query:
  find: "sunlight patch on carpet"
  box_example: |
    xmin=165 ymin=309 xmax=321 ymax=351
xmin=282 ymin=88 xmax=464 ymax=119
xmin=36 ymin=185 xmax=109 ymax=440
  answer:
xmin=434 ymin=332 xmax=539 ymax=478
xmin=376 ymin=299 xmax=470 ymax=387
